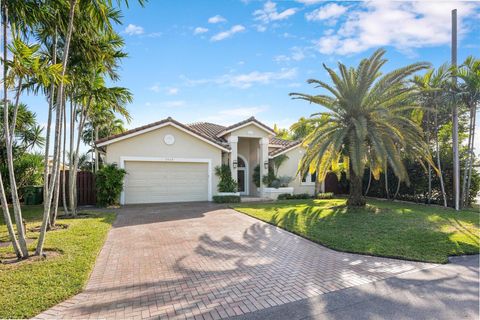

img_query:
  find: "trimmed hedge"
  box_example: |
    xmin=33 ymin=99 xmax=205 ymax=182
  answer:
xmin=316 ymin=192 xmax=334 ymax=199
xmin=213 ymin=195 xmax=241 ymax=203
xmin=277 ymin=193 xmax=312 ymax=200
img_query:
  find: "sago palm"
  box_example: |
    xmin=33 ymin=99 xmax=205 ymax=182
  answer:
xmin=290 ymin=49 xmax=433 ymax=207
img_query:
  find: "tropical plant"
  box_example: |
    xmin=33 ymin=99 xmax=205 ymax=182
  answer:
xmin=290 ymin=49 xmax=432 ymax=207
xmin=214 ymin=165 xmax=237 ymax=192
xmin=456 ymin=56 xmax=480 ymax=208
xmin=413 ymin=65 xmax=451 ymax=206
xmin=95 ymin=163 xmax=127 ymax=206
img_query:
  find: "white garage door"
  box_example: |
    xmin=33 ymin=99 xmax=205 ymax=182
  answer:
xmin=124 ymin=161 xmax=209 ymax=204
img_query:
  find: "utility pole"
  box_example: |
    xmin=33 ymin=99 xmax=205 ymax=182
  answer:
xmin=452 ymin=9 xmax=460 ymax=211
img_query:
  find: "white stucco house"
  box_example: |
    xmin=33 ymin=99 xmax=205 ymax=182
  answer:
xmin=96 ymin=116 xmax=320 ymax=204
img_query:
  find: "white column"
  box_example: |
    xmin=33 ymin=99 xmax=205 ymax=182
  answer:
xmin=259 ymin=137 xmax=269 ymax=196
xmin=228 ymin=136 xmax=238 ymax=182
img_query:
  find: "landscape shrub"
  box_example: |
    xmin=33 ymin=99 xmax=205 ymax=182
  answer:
xmin=213 ymin=195 xmax=241 ymax=203
xmin=316 ymin=192 xmax=334 ymax=199
xmin=277 ymin=193 xmax=312 ymax=200
xmin=95 ymin=163 xmax=127 ymax=206
xmin=215 ymin=165 xmax=237 ymax=192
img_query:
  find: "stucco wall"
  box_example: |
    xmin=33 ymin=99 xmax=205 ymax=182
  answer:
xmin=104 ymin=125 xmax=223 ymax=194
xmin=275 ymin=146 xmax=316 ymax=195
xmin=225 ymin=123 xmax=271 ymax=139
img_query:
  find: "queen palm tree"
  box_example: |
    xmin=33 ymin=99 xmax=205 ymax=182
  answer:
xmin=290 ymin=49 xmax=433 ymax=207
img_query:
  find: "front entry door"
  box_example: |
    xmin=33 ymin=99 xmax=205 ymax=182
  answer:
xmin=236 ymin=156 xmax=248 ymax=195
xmin=237 ymin=169 xmax=246 ymax=194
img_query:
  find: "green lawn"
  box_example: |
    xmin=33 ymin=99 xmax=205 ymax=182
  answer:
xmin=233 ymin=198 xmax=479 ymax=264
xmin=0 ymin=205 xmax=115 ymax=319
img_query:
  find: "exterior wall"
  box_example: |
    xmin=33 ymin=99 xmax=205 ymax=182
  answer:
xmin=275 ymin=147 xmax=316 ymax=195
xmin=104 ymin=125 xmax=223 ymax=194
xmin=224 ymin=123 xmax=271 ymax=139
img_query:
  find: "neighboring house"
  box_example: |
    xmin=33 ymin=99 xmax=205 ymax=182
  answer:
xmin=47 ymin=156 xmax=67 ymax=174
xmin=96 ymin=116 xmax=321 ymax=204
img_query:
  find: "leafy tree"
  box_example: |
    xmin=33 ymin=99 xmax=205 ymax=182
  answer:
xmin=290 ymin=49 xmax=432 ymax=207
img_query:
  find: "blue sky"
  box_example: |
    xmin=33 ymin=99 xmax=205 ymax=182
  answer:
xmin=23 ymin=0 xmax=480 ymax=149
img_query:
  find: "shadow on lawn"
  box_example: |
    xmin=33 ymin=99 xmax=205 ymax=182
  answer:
xmin=266 ymin=204 xmax=479 ymax=263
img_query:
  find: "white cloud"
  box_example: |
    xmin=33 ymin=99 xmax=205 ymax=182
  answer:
xmin=124 ymin=24 xmax=144 ymax=35
xmin=296 ymin=0 xmax=324 ymax=5
xmin=254 ymin=1 xmax=297 ymax=30
xmin=149 ymin=85 xmax=180 ymax=95
xmin=274 ymin=47 xmax=308 ymax=63
xmin=167 ymin=87 xmax=179 ymax=95
xmin=315 ymin=1 xmax=480 ymax=55
xmin=211 ymin=25 xmax=246 ymax=42
xmin=149 ymin=84 xmax=161 ymax=92
xmin=194 ymin=27 xmax=209 ymax=35
xmin=183 ymin=68 xmax=297 ymax=89
xmin=208 ymin=15 xmax=227 ymax=24
xmin=306 ymin=3 xmax=348 ymax=21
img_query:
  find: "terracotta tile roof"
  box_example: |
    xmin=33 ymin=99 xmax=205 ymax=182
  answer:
xmin=95 ymin=117 xmax=230 ymax=150
xmin=187 ymin=122 xmax=226 ymax=141
xmin=270 ymin=137 xmax=295 ymax=147
xmin=96 ymin=116 xmax=301 ymax=156
xmin=269 ymin=140 xmax=302 ymax=157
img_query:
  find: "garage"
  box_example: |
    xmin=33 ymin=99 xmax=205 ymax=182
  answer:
xmin=123 ymin=160 xmax=210 ymax=204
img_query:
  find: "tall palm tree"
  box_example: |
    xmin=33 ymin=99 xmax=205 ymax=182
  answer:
xmin=290 ymin=49 xmax=433 ymax=207
xmin=457 ymin=56 xmax=480 ymax=207
xmin=413 ymin=65 xmax=451 ymax=207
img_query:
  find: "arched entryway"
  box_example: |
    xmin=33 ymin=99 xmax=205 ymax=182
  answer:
xmin=237 ymin=155 xmax=249 ymax=195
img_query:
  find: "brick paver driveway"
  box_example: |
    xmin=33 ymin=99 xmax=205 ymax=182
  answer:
xmin=37 ymin=202 xmax=434 ymax=320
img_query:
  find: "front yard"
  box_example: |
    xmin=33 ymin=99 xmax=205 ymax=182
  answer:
xmin=233 ymin=198 xmax=479 ymax=264
xmin=0 ymin=206 xmax=115 ymax=319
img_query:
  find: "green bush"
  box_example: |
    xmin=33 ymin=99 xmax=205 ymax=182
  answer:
xmin=215 ymin=165 xmax=237 ymax=192
xmin=277 ymin=193 xmax=312 ymax=200
xmin=95 ymin=163 xmax=127 ymax=206
xmin=316 ymin=192 xmax=334 ymax=199
xmin=253 ymin=164 xmax=260 ymax=187
xmin=212 ymin=195 xmax=241 ymax=203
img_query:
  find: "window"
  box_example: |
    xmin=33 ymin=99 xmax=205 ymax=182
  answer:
xmin=302 ymin=171 xmax=317 ymax=184
xmin=237 ymin=156 xmax=246 ymax=168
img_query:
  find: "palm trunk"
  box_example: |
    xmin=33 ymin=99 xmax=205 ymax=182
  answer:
xmin=426 ymin=110 xmax=432 ymax=204
xmin=62 ymin=99 xmax=69 ymax=215
xmin=460 ymin=105 xmax=474 ymax=208
xmin=347 ymin=166 xmax=366 ymax=207
xmin=384 ymin=165 xmax=389 ymax=200
xmin=364 ymin=167 xmax=372 ymax=196
xmin=94 ymin=126 xmax=99 ymax=172
xmin=0 ymin=5 xmax=19 ymax=259
xmin=464 ymin=104 xmax=476 ymax=206
xmin=2 ymin=1 xmax=28 ymax=258
xmin=393 ymin=178 xmax=401 ymax=200
xmin=50 ymin=98 xmax=66 ymax=228
xmin=434 ymin=106 xmax=447 ymax=207
xmin=91 ymin=125 xmax=94 ymax=172
xmin=68 ymin=100 xmax=75 ymax=214
xmin=36 ymin=0 xmax=77 ymax=256
xmin=43 ymin=28 xmax=56 ymax=206
xmin=70 ymin=100 xmax=89 ymax=214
